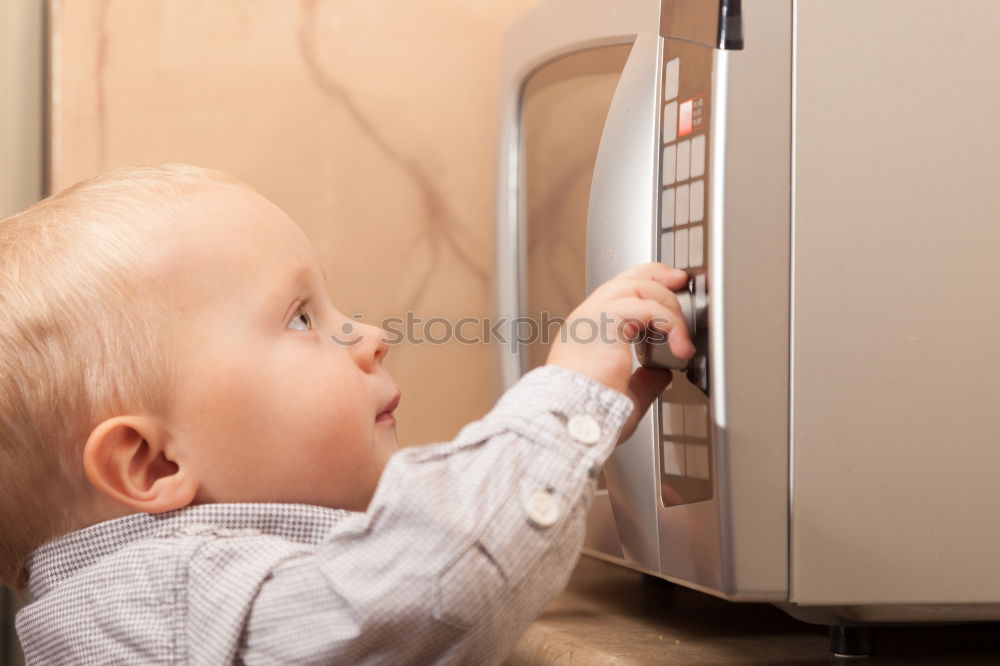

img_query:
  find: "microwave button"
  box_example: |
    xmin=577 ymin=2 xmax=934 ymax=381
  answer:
xmin=691 ymin=134 xmax=706 ymax=178
xmin=683 ymin=403 xmax=709 ymax=439
xmin=675 ymin=185 xmax=690 ymax=228
xmin=689 ymin=225 xmax=704 ymax=268
xmin=662 ymin=144 xmax=677 ymax=185
xmin=690 ymin=180 xmax=704 ymax=223
xmin=676 ymin=139 xmax=691 ymax=181
xmin=678 ymin=99 xmax=694 ymax=137
xmin=662 ymin=401 xmax=685 ymax=436
xmin=525 ymin=490 xmax=560 ymax=528
xmin=674 ymin=228 xmax=690 ymax=269
xmin=673 ymin=228 xmax=690 ymax=269
xmin=662 ymin=440 xmax=685 ymax=476
xmin=685 ymin=443 xmax=711 ymax=480
xmin=664 ymin=57 xmax=680 ymax=102
xmin=567 ymin=414 xmax=602 ymax=445
xmin=661 ymin=188 xmax=676 ymax=228
xmin=662 ymin=101 xmax=678 ymax=143
xmin=660 ymin=230 xmax=674 ymax=265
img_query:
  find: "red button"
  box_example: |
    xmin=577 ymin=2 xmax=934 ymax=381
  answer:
xmin=678 ymin=99 xmax=693 ymax=137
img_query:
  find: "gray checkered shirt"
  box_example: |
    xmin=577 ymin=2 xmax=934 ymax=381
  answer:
xmin=15 ymin=365 xmax=631 ymax=665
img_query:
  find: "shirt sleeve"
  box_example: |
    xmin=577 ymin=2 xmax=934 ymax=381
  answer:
xmin=238 ymin=364 xmax=633 ymax=665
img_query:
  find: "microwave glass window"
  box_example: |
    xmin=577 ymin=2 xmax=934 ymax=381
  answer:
xmin=519 ymin=44 xmax=631 ymax=371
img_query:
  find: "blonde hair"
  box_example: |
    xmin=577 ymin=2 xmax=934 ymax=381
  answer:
xmin=0 ymin=164 xmax=249 ymax=596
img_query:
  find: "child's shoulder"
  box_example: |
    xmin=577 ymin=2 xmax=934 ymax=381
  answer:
xmin=17 ymin=518 xmax=322 ymax=665
xmin=32 ymin=504 xmax=339 ymax=599
xmin=63 ymin=521 xmax=314 ymax=591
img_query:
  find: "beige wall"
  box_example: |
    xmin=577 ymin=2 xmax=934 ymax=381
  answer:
xmin=1 ymin=0 xmax=44 ymax=216
xmin=48 ymin=0 xmax=541 ymax=446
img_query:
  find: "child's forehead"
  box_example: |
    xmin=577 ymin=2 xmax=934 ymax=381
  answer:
xmin=146 ymin=187 xmax=316 ymax=287
xmin=154 ymin=185 xmax=296 ymax=244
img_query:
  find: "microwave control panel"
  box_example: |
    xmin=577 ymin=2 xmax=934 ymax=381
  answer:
xmin=657 ymin=38 xmax=715 ymax=507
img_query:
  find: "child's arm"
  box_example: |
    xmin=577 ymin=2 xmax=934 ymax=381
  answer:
xmin=237 ymin=263 xmax=693 ymax=664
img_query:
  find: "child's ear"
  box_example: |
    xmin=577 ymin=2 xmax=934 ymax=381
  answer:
xmin=82 ymin=416 xmax=200 ymax=514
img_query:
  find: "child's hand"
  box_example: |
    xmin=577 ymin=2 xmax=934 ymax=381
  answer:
xmin=546 ymin=262 xmax=695 ymax=443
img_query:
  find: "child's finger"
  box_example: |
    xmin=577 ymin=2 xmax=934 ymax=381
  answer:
xmin=587 ymin=271 xmax=685 ymax=310
xmin=603 ymin=297 xmax=695 ymax=358
xmin=612 ymin=262 xmax=689 ymax=291
xmin=591 ymin=277 xmax=680 ymax=311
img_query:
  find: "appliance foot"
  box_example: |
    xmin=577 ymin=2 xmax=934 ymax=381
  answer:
xmin=829 ymin=625 xmax=873 ymax=658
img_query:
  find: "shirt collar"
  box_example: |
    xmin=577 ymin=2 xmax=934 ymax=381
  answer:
xmin=26 ymin=502 xmax=351 ymax=600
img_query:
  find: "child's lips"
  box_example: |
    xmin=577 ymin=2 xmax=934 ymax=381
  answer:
xmin=376 ymin=393 xmax=400 ymax=423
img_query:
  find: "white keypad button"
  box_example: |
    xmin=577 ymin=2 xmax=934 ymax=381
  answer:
xmin=662 ymin=144 xmax=676 ymax=186
xmin=567 ymin=414 xmax=601 ymax=444
xmin=664 ymin=57 xmax=680 ymax=102
xmin=689 ymin=179 xmax=704 ymax=223
xmin=676 ymin=139 xmax=691 ymax=182
xmin=689 ymin=224 xmax=704 ymax=268
xmin=660 ymin=231 xmax=674 ymax=264
xmin=691 ymin=134 xmax=706 ymax=177
xmin=662 ymin=101 xmax=677 ymax=144
xmin=683 ymin=403 xmax=710 ymax=438
xmin=674 ymin=227 xmax=689 ymax=269
xmin=686 ymin=444 xmax=711 ymax=480
xmin=661 ymin=400 xmax=684 ymax=436
xmin=662 ymin=440 xmax=685 ymax=476
xmin=525 ymin=490 xmax=560 ymax=528
xmin=675 ymin=183 xmax=690 ymax=227
xmin=661 ymin=188 xmax=675 ymax=228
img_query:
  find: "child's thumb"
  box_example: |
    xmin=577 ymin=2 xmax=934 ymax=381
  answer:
xmin=617 ymin=367 xmax=672 ymax=444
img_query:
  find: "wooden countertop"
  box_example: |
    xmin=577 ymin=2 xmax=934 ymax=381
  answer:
xmin=508 ymin=555 xmax=1000 ymax=664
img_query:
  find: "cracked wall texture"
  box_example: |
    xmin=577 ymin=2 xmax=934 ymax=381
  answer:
xmin=48 ymin=0 xmax=542 ymax=446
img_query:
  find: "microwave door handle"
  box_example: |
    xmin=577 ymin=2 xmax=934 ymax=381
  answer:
xmin=586 ymin=31 xmax=665 ymax=325
xmin=585 ymin=31 xmax=667 ymax=572
xmin=586 ymin=32 xmax=694 ymax=372
xmin=587 ymin=29 xmax=696 ymax=370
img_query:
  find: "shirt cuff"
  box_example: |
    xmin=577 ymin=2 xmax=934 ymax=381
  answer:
xmin=477 ymin=364 xmax=633 ymax=471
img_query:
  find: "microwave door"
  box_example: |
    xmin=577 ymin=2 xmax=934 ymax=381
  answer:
xmin=588 ymin=0 xmax=793 ymax=599
xmin=496 ymin=0 xmax=661 ymax=393
xmin=495 ymin=0 xmax=665 ymax=573
xmin=586 ymin=22 xmax=735 ymax=592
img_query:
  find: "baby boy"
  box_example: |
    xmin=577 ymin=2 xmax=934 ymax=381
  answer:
xmin=0 ymin=164 xmax=693 ymax=664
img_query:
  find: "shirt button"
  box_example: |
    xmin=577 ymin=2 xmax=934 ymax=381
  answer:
xmin=525 ymin=490 xmax=560 ymax=528
xmin=567 ymin=414 xmax=602 ymax=445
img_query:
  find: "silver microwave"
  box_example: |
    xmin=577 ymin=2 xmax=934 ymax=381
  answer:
xmin=494 ymin=0 xmax=1000 ymax=652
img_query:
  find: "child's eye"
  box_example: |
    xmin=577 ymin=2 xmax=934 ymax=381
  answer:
xmin=288 ymin=308 xmax=313 ymax=331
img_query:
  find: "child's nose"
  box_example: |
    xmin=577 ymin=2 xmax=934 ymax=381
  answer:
xmin=348 ymin=321 xmax=389 ymax=370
